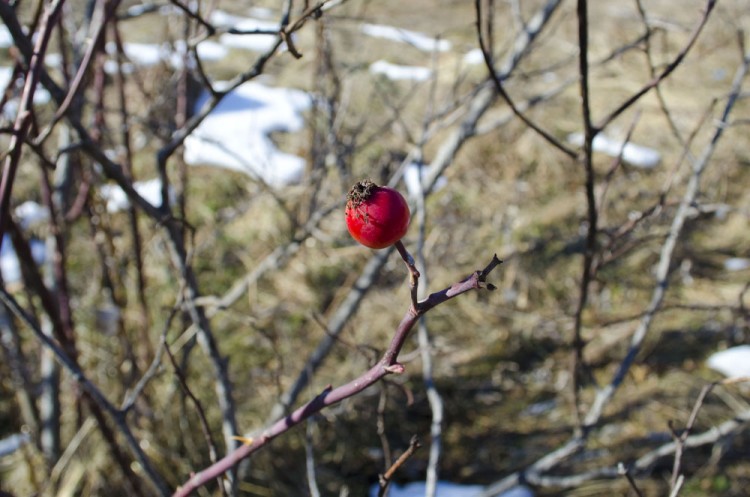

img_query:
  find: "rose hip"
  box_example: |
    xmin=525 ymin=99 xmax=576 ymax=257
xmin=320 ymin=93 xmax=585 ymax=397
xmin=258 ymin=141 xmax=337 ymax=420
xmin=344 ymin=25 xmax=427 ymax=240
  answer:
xmin=345 ymin=180 xmax=410 ymax=249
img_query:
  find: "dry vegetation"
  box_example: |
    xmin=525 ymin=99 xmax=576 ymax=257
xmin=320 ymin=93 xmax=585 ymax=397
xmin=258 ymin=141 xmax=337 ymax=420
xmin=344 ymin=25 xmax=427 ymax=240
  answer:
xmin=1 ymin=0 xmax=750 ymax=496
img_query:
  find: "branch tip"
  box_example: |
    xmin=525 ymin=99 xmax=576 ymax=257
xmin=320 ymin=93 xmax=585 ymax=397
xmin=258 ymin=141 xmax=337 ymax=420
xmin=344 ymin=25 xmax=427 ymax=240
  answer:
xmin=480 ymin=254 xmax=503 ymax=279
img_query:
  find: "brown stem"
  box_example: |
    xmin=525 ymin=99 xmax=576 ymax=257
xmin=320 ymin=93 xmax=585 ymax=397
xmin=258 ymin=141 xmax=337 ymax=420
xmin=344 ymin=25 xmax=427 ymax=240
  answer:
xmin=475 ymin=0 xmax=577 ymax=159
xmin=0 ymin=287 xmax=171 ymax=495
xmin=378 ymin=435 xmax=422 ymax=497
xmin=0 ymin=0 xmax=64 ymax=249
xmin=571 ymin=0 xmax=597 ymax=428
xmin=395 ymin=240 xmax=420 ymax=311
xmin=164 ymin=338 xmax=226 ymax=496
xmin=595 ymin=0 xmax=717 ymax=132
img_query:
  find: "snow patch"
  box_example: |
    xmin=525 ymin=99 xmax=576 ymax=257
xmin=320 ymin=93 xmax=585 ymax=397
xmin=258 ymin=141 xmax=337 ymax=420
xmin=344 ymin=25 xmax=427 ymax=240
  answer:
xmin=707 ymin=346 xmax=750 ymax=379
xmin=361 ymin=23 xmax=451 ymax=52
xmin=404 ymin=162 xmax=448 ymax=199
xmin=1 ymin=236 xmax=46 ymax=285
xmin=369 ymin=481 xmax=534 ymax=497
xmin=175 ymin=39 xmax=229 ymax=62
xmin=102 ymin=40 xmax=227 ymax=74
xmin=212 ymin=10 xmax=282 ymax=52
xmin=100 ymin=178 xmax=173 ymax=213
xmin=724 ymin=258 xmax=750 ymax=272
xmin=0 ymin=24 xmax=12 ymax=48
xmin=370 ymin=60 xmax=432 ymax=81
xmin=183 ymin=81 xmax=310 ymax=186
xmin=1 ymin=66 xmax=52 ymax=119
xmin=568 ymin=132 xmax=661 ymax=169
xmin=463 ymin=48 xmax=485 ymax=65
xmin=14 ymin=201 xmax=49 ymax=229
xmin=0 ymin=433 xmax=30 ymax=458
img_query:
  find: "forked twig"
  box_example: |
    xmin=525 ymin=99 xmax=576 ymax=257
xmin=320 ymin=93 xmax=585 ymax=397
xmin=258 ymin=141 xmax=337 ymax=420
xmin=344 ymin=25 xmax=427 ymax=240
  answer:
xmin=395 ymin=240 xmax=420 ymax=311
xmin=173 ymin=252 xmax=501 ymax=496
xmin=480 ymin=42 xmax=750 ymax=497
xmin=618 ymin=463 xmax=645 ymax=497
xmin=474 ymin=0 xmax=577 ymax=159
xmin=0 ymin=287 xmax=170 ymax=496
xmin=668 ymin=382 xmax=717 ymax=493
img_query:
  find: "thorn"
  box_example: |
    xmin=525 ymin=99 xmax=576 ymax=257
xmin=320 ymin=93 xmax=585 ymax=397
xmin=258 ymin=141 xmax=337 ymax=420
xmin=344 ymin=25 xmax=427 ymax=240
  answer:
xmin=317 ymin=384 xmax=333 ymax=398
xmin=231 ymin=436 xmax=254 ymax=446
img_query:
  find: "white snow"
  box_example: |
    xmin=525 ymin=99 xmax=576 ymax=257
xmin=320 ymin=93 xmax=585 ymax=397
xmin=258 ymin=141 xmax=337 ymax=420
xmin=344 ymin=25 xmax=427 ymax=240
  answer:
xmin=568 ymin=132 xmax=661 ymax=169
xmin=100 ymin=178 xmax=173 ymax=213
xmin=369 ymin=481 xmax=533 ymax=497
xmin=101 ymin=40 xmax=227 ymax=74
xmin=463 ymin=48 xmax=486 ymax=65
xmin=370 ymin=60 xmax=432 ymax=81
xmin=0 ymin=24 xmax=12 ymax=48
xmin=124 ymin=3 xmax=153 ymax=17
xmin=210 ymin=9 xmax=254 ymax=27
xmin=212 ymin=10 xmax=282 ymax=52
xmin=0 ymin=433 xmax=30 ymax=458
xmin=404 ymin=162 xmax=448 ymax=199
xmin=724 ymin=258 xmax=750 ymax=272
xmin=183 ymin=81 xmax=310 ymax=186
xmin=113 ymin=41 xmax=166 ymax=67
xmin=248 ymin=7 xmax=275 ymax=19
xmin=14 ymin=201 xmax=49 ymax=229
xmin=174 ymin=39 xmax=229 ymax=62
xmin=1 ymin=66 xmax=52 ymax=119
xmin=361 ymin=23 xmax=451 ymax=53
xmin=707 ymin=345 xmax=750 ymax=379
xmin=1 ymin=235 xmax=46 ymax=285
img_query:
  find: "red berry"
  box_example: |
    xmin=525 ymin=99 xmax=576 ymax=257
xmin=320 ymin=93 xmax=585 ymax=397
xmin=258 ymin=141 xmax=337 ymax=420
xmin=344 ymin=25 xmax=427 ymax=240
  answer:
xmin=345 ymin=180 xmax=410 ymax=249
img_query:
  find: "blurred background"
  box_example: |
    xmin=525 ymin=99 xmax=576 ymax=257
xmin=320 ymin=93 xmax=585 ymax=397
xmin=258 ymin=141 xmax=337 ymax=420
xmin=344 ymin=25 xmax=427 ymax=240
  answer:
xmin=1 ymin=0 xmax=750 ymax=495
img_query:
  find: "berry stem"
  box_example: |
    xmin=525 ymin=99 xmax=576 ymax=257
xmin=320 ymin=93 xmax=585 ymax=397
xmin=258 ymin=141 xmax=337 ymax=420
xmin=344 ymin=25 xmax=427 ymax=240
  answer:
xmin=395 ymin=240 xmax=420 ymax=311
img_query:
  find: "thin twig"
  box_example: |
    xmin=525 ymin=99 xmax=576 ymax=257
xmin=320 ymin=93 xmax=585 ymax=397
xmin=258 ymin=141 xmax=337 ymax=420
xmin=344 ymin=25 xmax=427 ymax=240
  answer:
xmin=475 ymin=0 xmax=577 ymax=159
xmin=395 ymin=240 xmax=420 ymax=311
xmin=305 ymin=418 xmax=322 ymax=497
xmin=0 ymin=0 xmax=64 ymax=250
xmin=378 ymin=435 xmax=422 ymax=497
xmin=480 ymin=46 xmax=750 ymax=497
xmin=164 ymin=336 xmax=226 ymax=496
xmin=596 ymin=0 xmax=717 ymax=132
xmin=0 ymin=287 xmax=171 ymax=496
xmin=617 ymin=462 xmax=645 ymax=497
xmin=668 ymin=382 xmax=717 ymax=492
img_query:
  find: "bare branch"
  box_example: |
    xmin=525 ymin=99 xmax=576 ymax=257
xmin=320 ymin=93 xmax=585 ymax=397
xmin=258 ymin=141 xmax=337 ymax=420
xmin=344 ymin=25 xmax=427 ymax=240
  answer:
xmin=378 ymin=435 xmax=422 ymax=497
xmin=0 ymin=287 xmax=171 ymax=496
xmin=0 ymin=0 xmax=64 ymax=249
xmin=596 ymin=0 xmax=717 ymax=132
xmin=173 ymin=254 xmax=501 ymax=496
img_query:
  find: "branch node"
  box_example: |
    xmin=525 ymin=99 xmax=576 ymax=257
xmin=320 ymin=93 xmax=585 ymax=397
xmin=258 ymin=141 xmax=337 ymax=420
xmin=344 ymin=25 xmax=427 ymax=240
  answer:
xmin=383 ymin=363 xmax=405 ymax=375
